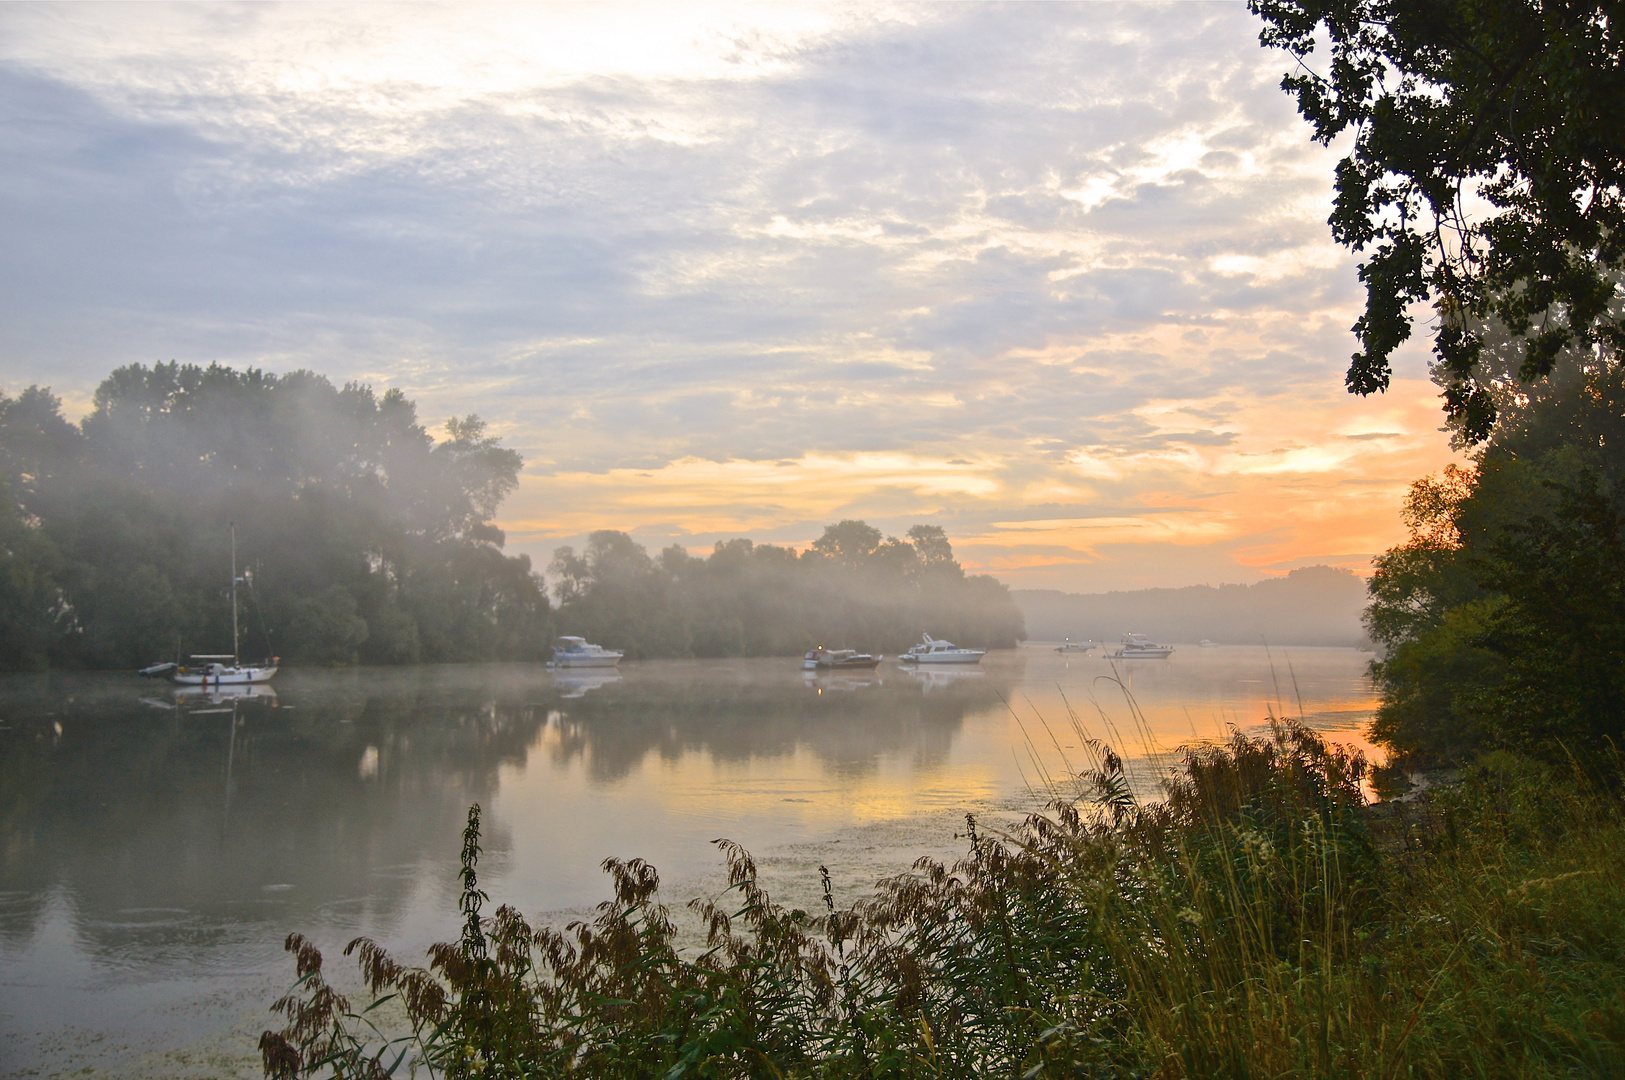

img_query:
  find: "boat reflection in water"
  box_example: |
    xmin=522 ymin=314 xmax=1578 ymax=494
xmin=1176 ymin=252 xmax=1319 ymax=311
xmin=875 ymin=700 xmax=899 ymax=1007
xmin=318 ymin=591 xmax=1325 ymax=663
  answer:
xmin=902 ymin=665 xmax=986 ymax=692
xmin=551 ymin=669 xmax=624 ymax=699
xmin=802 ymin=670 xmax=883 ymax=693
xmin=0 ymin=647 xmax=1397 ymax=1077
xmin=137 ymin=681 xmax=283 ymax=842
xmin=139 ymin=682 xmax=280 ymax=712
xmin=172 ymin=682 xmax=280 ymax=706
xmin=0 ymin=657 xmax=1026 ymax=1074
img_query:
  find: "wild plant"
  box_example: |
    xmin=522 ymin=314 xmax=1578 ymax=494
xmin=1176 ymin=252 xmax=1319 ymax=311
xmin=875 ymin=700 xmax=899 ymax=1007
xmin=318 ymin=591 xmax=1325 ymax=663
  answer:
xmin=261 ymin=722 xmax=1625 ymax=1079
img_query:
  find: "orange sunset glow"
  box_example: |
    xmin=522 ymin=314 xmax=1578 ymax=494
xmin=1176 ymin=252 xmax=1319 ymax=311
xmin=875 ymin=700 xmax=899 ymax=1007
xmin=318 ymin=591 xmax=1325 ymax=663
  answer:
xmin=1 ymin=2 xmax=1464 ymax=593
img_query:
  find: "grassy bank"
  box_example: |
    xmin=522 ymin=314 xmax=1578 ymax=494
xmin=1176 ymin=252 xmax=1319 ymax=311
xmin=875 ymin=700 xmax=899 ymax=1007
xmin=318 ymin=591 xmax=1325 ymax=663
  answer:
xmin=261 ymin=724 xmax=1625 ymax=1078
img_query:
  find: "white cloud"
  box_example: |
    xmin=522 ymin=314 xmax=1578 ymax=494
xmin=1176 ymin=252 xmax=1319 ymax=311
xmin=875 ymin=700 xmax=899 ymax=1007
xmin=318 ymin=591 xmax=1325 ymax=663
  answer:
xmin=0 ymin=1 xmax=1458 ymax=590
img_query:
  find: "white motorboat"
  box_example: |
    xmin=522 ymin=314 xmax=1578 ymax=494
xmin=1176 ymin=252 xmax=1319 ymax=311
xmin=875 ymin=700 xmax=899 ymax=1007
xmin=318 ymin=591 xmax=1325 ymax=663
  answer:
xmin=1199 ymin=639 xmax=1219 ymax=648
xmin=550 ymin=636 xmax=624 ymax=668
xmin=899 ymin=633 xmax=985 ymax=665
xmin=1055 ymin=637 xmax=1097 ymax=653
xmin=145 ymin=525 xmax=278 ymax=686
xmin=1104 ymin=633 xmax=1174 ymax=659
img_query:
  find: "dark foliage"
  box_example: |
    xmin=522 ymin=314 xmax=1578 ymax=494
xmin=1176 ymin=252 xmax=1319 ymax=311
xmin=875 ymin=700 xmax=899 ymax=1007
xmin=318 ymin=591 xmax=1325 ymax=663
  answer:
xmin=1366 ymin=365 xmax=1625 ymax=761
xmin=1252 ymin=0 xmax=1624 ymax=442
xmin=1469 ymin=471 xmax=1625 ymax=751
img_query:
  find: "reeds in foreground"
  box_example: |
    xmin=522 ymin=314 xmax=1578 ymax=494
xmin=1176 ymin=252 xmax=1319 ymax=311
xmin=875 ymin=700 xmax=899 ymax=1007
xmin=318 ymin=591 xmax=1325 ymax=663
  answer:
xmin=261 ymin=722 xmax=1625 ymax=1078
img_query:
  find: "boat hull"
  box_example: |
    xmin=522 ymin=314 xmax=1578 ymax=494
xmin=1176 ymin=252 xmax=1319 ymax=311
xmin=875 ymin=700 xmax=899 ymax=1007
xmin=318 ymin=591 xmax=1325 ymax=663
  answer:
xmin=803 ymin=648 xmax=881 ymax=670
xmin=172 ymin=666 xmax=277 ymax=685
xmin=551 ymin=654 xmax=622 ymax=668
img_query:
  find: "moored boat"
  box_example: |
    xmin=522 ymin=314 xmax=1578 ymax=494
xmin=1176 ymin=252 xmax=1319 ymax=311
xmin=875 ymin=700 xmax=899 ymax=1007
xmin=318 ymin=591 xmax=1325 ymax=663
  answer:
xmin=1055 ymin=637 xmax=1097 ymax=653
xmin=802 ymin=647 xmax=882 ymax=670
xmin=171 ymin=655 xmax=279 ymax=686
xmin=1104 ymin=633 xmax=1174 ymax=659
xmin=899 ymin=634 xmax=985 ymax=665
xmin=143 ymin=525 xmax=277 ymax=685
xmin=550 ymin=636 xmax=624 ymax=668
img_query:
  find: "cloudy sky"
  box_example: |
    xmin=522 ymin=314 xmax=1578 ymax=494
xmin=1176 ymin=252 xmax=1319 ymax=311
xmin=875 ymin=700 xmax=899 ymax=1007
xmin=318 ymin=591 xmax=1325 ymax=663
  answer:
xmin=0 ymin=2 xmax=1456 ymax=592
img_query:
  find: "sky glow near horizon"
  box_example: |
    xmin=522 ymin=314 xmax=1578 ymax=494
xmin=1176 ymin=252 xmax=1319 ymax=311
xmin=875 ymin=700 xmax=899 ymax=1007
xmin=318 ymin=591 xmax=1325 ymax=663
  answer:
xmin=0 ymin=2 xmax=1459 ymax=592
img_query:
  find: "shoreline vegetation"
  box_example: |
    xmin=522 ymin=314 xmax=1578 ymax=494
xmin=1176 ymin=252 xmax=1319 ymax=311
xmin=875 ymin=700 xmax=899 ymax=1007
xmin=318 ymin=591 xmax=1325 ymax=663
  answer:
xmin=260 ymin=720 xmax=1625 ymax=1079
xmin=0 ymin=364 xmax=1022 ymax=672
xmin=547 ymin=521 xmax=1023 ymax=661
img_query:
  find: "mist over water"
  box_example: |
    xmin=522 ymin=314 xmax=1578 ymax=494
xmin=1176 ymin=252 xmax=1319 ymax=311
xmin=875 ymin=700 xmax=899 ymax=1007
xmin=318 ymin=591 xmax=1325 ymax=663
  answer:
xmin=0 ymin=646 xmax=1376 ymax=1077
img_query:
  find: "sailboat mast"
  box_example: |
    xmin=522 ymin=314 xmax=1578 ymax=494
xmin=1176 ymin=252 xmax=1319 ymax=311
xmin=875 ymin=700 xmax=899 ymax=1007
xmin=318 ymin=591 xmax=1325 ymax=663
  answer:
xmin=230 ymin=523 xmax=240 ymax=665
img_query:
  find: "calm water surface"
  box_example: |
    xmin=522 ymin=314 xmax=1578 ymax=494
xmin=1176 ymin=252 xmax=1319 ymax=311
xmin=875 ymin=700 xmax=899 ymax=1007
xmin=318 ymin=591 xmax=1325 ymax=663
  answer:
xmin=0 ymin=645 xmax=1377 ymax=1077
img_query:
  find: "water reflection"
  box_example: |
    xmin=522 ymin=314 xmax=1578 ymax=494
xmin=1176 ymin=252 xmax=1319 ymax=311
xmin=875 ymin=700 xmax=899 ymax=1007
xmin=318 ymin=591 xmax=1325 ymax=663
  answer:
xmin=900 ymin=666 xmax=987 ymax=692
xmin=172 ymin=682 xmax=281 ymax=706
xmin=0 ymin=648 xmax=1374 ymax=1076
xmin=552 ymin=670 xmax=621 ymax=699
xmin=0 ymin=660 xmax=1019 ymax=956
xmin=802 ymin=671 xmax=881 ymax=692
xmin=543 ymin=660 xmax=1009 ymax=783
xmin=0 ymin=672 xmax=536 ymax=962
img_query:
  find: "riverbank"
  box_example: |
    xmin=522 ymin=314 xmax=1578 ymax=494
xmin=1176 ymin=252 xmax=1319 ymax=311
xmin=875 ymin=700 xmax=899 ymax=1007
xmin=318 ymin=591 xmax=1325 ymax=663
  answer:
xmin=262 ymin=725 xmax=1625 ymax=1078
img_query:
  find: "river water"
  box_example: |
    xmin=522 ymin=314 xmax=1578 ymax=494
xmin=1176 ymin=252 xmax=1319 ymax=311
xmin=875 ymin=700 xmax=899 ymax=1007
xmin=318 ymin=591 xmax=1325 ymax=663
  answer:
xmin=0 ymin=644 xmax=1377 ymax=1078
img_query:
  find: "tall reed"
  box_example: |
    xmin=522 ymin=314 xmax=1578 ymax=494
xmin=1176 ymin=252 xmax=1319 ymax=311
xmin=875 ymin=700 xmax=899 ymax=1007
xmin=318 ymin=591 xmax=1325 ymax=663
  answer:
xmin=261 ymin=723 xmax=1625 ymax=1079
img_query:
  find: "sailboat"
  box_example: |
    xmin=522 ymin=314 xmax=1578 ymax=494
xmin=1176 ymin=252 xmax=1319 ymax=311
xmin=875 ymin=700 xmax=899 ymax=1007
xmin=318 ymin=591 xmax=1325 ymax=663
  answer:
xmin=141 ymin=525 xmax=278 ymax=686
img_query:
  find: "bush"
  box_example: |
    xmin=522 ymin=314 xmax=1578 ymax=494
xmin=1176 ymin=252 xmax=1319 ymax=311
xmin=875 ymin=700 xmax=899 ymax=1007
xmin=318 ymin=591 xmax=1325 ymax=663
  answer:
xmin=255 ymin=723 xmax=1625 ymax=1078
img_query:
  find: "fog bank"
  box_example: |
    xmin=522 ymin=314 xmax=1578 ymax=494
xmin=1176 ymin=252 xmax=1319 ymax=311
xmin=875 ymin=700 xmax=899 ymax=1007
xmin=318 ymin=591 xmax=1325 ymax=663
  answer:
xmin=1014 ymin=566 xmax=1370 ymax=649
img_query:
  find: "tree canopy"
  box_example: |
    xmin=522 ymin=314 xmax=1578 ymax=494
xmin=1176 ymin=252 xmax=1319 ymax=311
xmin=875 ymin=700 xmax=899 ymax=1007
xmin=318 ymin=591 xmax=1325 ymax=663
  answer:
xmin=1363 ymin=364 xmax=1625 ymax=759
xmin=0 ymin=363 xmax=548 ymax=669
xmin=0 ymin=363 xmax=1023 ymax=670
xmin=1252 ymin=0 xmax=1624 ymax=443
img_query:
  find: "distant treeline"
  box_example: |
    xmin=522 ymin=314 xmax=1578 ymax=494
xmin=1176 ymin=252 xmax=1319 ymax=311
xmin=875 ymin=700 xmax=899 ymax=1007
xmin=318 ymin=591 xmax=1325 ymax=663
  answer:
xmin=1013 ymin=565 xmax=1370 ymax=648
xmin=0 ymin=363 xmax=1023 ymax=670
xmin=549 ymin=521 xmax=1025 ymax=659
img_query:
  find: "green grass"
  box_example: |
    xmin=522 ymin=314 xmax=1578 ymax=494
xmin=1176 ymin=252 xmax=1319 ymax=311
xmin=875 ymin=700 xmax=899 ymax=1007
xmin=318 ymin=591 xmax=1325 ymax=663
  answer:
xmin=261 ymin=724 xmax=1625 ymax=1079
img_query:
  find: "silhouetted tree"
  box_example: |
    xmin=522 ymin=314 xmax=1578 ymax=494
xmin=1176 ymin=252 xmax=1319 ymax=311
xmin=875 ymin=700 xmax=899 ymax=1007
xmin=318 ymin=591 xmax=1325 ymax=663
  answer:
xmin=1253 ymin=0 xmax=1624 ymax=442
xmin=1366 ymin=366 xmax=1625 ymax=760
